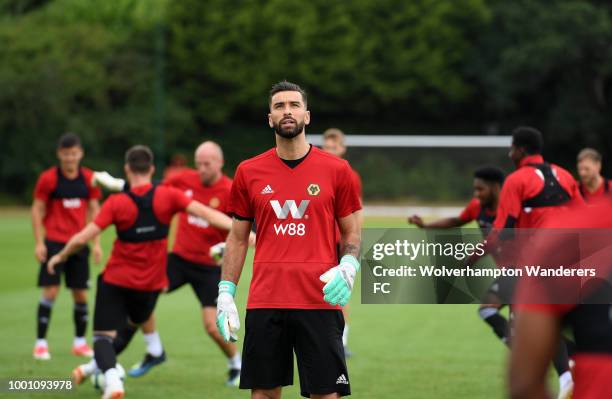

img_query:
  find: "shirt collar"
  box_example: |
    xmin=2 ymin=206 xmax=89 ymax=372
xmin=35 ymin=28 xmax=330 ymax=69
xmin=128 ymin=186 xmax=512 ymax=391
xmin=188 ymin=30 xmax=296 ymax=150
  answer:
xmin=518 ymin=154 xmax=544 ymax=168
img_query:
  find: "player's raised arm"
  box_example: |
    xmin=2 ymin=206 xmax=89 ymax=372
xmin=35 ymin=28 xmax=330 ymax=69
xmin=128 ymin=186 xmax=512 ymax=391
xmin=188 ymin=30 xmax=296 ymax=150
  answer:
xmin=408 ymin=214 xmax=464 ymax=228
xmin=31 ymin=199 xmax=47 ymax=262
xmin=185 ymin=200 xmax=233 ymax=232
xmin=47 ymin=223 xmax=102 ymax=274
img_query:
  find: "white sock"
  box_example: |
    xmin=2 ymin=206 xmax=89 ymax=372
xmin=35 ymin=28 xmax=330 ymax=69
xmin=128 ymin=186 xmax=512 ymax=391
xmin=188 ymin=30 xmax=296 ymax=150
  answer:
xmin=73 ymin=336 xmax=87 ymax=347
xmin=559 ymin=370 xmax=573 ymax=390
xmin=143 ymin=332 xmax=163 ymax=357
xmin=228 ymin=352 xmax=241 ymax=370
xmin=104 ymin=368 xmax=122 ymax=387
xmin=82 ymin=359 xmax=98 ymax=375
xmin=35 ymin=339 xmax=48 ymax=348
xmin=342 ymin=325 xmax=349 ymax=347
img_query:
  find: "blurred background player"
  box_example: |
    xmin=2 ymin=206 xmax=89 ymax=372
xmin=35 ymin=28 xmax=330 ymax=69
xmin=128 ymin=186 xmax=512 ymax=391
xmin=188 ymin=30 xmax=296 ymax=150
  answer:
xmin=216 ymin=81 xmax=361 ymax=399
xmin=509 ymin=198 xmax=612 ymax=399
xmin=490 ymin=126 xmax=583 ymax=399
xmin=408 ymin=167 xmax=510 ymax=344
xmin=163 ymin=153 xmax=189 ymax=181
xmin=576 ymin=148 xmax=609 ymax=202
xmin=128 ymin=141 xmax=243 ymax=386
xmin=31 ymin=132 xmax=102 ymax=360
xmin=321 ymin=128 xmax=363 ymax=357
xmin=408 ymin=166 xmax=504 ymax=235
xmin=47 ymin=145 xmax=235 ymax=399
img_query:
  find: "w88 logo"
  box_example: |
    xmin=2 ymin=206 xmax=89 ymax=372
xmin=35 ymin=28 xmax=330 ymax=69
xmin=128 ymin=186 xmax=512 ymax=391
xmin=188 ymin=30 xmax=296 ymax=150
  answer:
xmin=273 ymin=223 xmax=306 ymax=236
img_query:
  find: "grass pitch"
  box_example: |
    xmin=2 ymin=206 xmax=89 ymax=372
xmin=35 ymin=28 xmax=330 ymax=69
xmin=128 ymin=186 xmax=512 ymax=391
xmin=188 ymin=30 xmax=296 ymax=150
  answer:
xmin=0 ymin=210 xmax=516 ymax=398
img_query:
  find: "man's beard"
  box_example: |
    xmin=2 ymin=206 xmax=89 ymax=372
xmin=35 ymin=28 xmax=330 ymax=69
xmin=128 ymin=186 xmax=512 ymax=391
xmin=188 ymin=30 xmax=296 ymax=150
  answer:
xmin=274 ymin=118 xmax=305 ymax=139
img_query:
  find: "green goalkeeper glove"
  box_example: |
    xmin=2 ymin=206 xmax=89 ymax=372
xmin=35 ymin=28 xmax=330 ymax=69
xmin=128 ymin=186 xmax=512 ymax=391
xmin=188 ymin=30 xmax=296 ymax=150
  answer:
xmin=216 ymin=281 xmax=240 ymax=342
xmin=319 ymin=255 xmax=360 ymax=307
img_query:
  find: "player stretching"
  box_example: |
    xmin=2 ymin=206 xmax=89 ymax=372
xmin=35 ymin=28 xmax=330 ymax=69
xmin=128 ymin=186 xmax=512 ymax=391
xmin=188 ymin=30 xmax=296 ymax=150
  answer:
xmin=127 ymin=141 xmax=244 ymax=385
xmin=216 ymin=81 xmax=362 ymax=398
xmin=491 ymin=127 xmax=583 ymax=399
xmin=576 ymin=148 xmax=609 ymax=202
xmin=31 ymin=133 xmax=101 ymax=360
xmin=321 ymin=128 xmax=363 ymax=358
xmin=47 ymin=145 xmax=234 ymax=399
xmin=409 ymin=167 xmax=510 ymax=342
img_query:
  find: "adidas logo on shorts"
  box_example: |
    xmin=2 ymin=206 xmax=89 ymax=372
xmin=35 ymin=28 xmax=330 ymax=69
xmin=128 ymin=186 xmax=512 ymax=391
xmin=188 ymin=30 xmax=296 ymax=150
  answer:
xmin=261 ymin=185 xmax=274 ymax=194
xmin=336 ymin=374 xmax=349 ymax=385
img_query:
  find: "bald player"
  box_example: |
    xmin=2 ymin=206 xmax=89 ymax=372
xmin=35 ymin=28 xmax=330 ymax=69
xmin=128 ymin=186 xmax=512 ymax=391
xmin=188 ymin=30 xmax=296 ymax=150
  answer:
xmin=94 ymin=142 xmax=249 ymax=386
xmin=321 ymin=128 xmax=363 ymax=357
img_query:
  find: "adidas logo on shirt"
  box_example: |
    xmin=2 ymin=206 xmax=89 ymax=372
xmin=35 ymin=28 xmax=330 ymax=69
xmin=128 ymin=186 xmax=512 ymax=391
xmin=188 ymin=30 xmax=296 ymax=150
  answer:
xmin=336 ymin=374 xmax=349 ymax=385
xmin=260 ymin=185 xmax=274 ymax=195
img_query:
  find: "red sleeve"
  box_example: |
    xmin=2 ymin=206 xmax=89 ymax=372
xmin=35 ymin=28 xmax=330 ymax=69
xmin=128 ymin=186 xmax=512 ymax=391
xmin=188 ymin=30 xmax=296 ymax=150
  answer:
xmin=335 ymin=163 xmax=362 ymax=219
xmin=81 ymin=168 xmax=102 ymax=200
xmin=228 ymin=165 xmax=253 ymax=219
xmin=493 ymin=174 xmax=523 ymax=229
xmin=33 ymin=170 xmax=55 ymax=202
xmin=167 ymin=186 xmax=191 ymax=213
xmin=161 ymin=172 xmax=181 ymax=188
xmin=93 ymin=196 xmax=116 ymax=230
xmin=514 ymin=303 xmax=575 ymax=315
xmin=459 ymin=198 xmax=480 ymax=223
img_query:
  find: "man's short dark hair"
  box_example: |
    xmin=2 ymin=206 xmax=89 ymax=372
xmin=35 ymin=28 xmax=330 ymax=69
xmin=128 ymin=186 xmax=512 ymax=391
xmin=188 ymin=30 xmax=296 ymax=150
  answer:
xmin=512 ymin=126 xmax=544 ymax=155
xmin=57 ymin=133 xmax=81 ymax=149
xmin=474 ymin=166 xmax=505 ymax=185
xmin=125 ymin=145 xmax=154 ymax=174
xmin=269 ymin=80 xmax=307 ymax=106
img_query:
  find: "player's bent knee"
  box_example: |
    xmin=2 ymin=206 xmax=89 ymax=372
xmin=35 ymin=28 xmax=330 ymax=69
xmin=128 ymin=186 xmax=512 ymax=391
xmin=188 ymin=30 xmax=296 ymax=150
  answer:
xmin=93 ymin=330 xmax=117 ymax=339
xmin=43 ymin=286 xmax=60 ymax=300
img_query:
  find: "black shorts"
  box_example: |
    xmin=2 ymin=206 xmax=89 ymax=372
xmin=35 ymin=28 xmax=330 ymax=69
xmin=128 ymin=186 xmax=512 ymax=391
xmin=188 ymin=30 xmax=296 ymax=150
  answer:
xmin=240 ymin=309 xmax=350 ymax=398
xmin=38 ymin=240 xmax=90 ymax=289
xmin=93 ymin=274 xmax=160 ymax=331
xmin=166 ymin=253 xmax=220 ymax=307
xmin=485 ymin=275 xmax=517 ymax=304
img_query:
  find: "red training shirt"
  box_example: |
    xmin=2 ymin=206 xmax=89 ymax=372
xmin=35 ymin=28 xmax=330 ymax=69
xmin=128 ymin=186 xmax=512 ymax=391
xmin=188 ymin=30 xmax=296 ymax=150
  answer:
xmin=229 ymin=147 xmax=362 ymax=309
xmin=34 ymin=166 xmax=101 ymax=243
xmin=164 ymin=170 xmax=232 ymax=266
xmin=94 ymin=183 xmax=191 ymax=291
xmin=493 ymin=155 xmax=583 ymax=229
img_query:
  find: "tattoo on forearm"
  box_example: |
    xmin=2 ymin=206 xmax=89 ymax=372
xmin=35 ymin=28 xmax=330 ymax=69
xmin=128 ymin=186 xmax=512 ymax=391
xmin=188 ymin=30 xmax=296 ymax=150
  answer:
xmin=341 ymin=242 xmax=360 ymax=258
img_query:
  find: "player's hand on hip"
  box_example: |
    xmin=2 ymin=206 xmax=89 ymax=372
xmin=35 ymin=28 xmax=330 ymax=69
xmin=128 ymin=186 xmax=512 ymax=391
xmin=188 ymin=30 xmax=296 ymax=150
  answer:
xmin=47 ymin=254 xmax=65 ymax=275
xmin=35 ymin=242 xmax=47 ymax=263
xmin=92 ymin=244 xmax=103 ymax=264
xmin=320 ymin=255 xmax=360 ymax=307
xmin=216 ymin=281 xmax=240 ymax=342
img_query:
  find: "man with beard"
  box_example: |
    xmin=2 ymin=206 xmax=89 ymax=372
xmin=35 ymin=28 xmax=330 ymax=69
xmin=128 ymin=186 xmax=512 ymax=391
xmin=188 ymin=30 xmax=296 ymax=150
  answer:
xmin=576 ymin=148 xmax=609 ymax=202
xmin=216 ymin=81 xmax=362 ymax=398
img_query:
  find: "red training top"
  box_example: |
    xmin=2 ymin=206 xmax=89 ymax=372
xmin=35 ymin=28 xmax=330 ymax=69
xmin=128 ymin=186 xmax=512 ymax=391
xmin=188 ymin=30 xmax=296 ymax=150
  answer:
xmin=94 ymin=183 xmax=191 ymax=291
xmin=493 ymin=155 xmax=583 ymax=229
xmin=164 ymin=170 xmax=232 ymax=266
xmin=229 ymin=147 xmax=362 ymax=309
xmin=34 ymin=166 xmax=101 ymax=243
